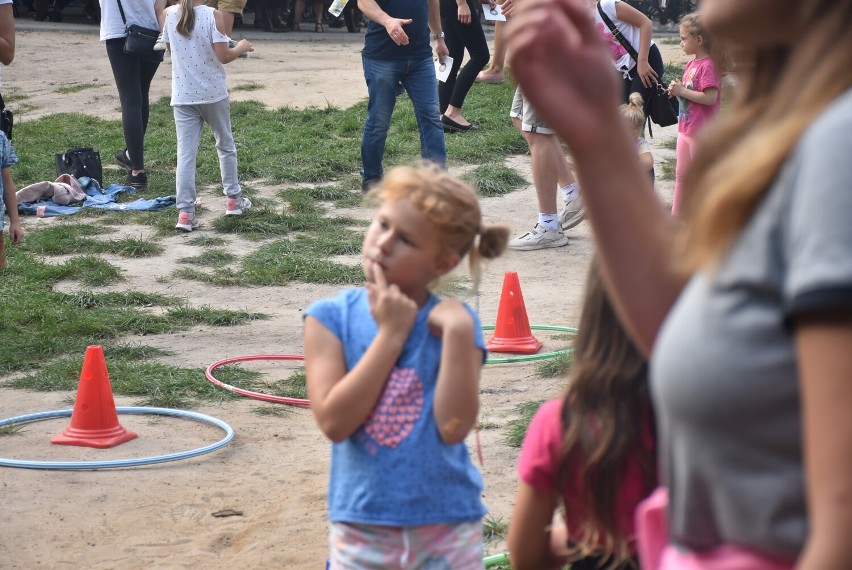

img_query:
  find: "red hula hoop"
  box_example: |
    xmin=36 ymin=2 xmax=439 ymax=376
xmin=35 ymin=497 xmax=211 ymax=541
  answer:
xmin=205 ymin=354 xmax=311 ymax=407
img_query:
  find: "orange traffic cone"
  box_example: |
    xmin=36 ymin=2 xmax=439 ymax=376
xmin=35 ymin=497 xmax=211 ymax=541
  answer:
xmin=486 ymin=272 xmax=542 ymax=354
xmin=51 ymin=345 xmax=137 ymax=449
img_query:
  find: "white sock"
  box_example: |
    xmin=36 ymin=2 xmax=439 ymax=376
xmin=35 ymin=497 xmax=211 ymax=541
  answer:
xmin=538 ymin=213 xmax=560 ymax=231
xmin=561 ymin=182 xmax=579 ymax=202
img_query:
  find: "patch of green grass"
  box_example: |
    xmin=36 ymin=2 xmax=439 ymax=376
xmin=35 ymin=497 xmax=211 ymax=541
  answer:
xmin=535 ymin=350 xmax=574 ymax=379
xmin=664 ymin=61 xmax=686 ymax=83
xmin=55 ymin=83 xmax=102 ymax=95
xmin=186 ymin=235 xmax=228 ymax=247
xmin=660 ymin=37 xmax=681 ymax=45
xmin=660 ymin=155 xmax=676 ymax=180
xmin=178 ymin=249 xmax=237 ymax=266
xmin=0 ymin=425 xmax=24 ymax=436
xmin=661 ymin=137 xmax=678 ymax=151
xmin=64 ymin=255 xmax=124 ymax=286
xmin=108 ymin=236 xmax=165 ymax=258
xmin=2 ymin=87 xmax=28 ymax=105
xmin=0 ymin=251 xmax=269 ymax=373
xmin=477 ymin=420 xmax=498 ymax=430
xmin=504 ymin=400 xmax=545 ymax=448
xmin=463 ymin=165 xmax=528 ymax=198
xmin=483 ymin=514 xmax=509 ymax=544
xmin=232 ymin=82 xmax=263 ymax=92
xmin=20 ymin=225 xmax=163 ymax=258
xmin=7 ymin=347 xmax=263 ymax=408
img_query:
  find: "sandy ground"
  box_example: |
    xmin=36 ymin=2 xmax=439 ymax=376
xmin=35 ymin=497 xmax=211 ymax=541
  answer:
xmin=0 ymin=19 xmax=684 ymax=569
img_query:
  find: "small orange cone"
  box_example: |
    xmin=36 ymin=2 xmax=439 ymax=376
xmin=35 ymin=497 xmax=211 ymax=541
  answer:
xmin=51 ymin=345 xmax=137 ymax=449
xmin=486 ymin=272 xmax=542 ymax=354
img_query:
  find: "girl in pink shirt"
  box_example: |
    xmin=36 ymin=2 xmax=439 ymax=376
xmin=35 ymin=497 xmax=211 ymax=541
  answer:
xmin=508 ymin=259 xmax=656 ymax=570
xmin=669 ymin=12 xmax=720 ymax=216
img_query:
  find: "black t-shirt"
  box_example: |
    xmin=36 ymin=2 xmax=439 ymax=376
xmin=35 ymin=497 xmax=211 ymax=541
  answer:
xmin=362 ymin=0 xmax=431 ymax=60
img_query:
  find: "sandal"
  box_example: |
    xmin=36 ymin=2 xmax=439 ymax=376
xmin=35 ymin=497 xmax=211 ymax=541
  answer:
xmin=315 ymin=22 xmax=324 ymax=32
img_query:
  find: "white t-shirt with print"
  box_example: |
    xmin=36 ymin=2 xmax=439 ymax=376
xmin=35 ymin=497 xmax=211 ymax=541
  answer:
xmin=162 ymin=5 xmax=230 ymax=106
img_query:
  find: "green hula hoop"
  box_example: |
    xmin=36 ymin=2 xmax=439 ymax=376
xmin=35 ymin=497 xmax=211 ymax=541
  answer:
xmin=484 ymin=325 xmax=578 ymax=365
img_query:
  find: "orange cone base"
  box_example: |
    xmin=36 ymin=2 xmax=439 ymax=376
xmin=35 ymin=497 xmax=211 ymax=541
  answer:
xmin=486 ymin=335 xmax=543 ymax=354
xmin=51 ymin=425 xmax=137 ymax=449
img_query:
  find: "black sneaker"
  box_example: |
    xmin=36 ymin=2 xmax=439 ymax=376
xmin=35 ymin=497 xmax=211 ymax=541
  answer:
xmin=114 ymin=148 xmax=132 ymax=170
xmin=128 ymin=171 xmax=148 ymax=190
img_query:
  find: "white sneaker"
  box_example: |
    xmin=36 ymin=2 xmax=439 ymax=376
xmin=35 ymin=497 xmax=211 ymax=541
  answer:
xmin=559 ymin=196 xmax=586 ymax=230
xmin=508 ymin=223 xmax=569 ymax=251
xmin=226 ymin=196 xmax=253 ymax=215
xmin=153 ymin=32 xmax=167 ymax=51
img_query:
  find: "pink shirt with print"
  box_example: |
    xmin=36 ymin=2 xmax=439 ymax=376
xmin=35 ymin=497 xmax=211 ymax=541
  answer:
xmin=677 ymin=57 xmax=721 ymax=136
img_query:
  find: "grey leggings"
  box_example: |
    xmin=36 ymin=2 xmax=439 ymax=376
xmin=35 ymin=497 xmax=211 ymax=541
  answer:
xmin=105 ymin=39 xmax=160 ymax=171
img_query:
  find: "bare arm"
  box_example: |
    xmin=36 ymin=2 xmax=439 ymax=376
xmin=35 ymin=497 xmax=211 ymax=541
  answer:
xmin=0 ymin=4 xmax=15 ymax=65
xmin=305 ymin=265 xmax=417 ymax=442
xmin=358 ymin=0 xmax=414 ymax=43
xmin=508 ymin=483 xmax=568 ymax=570
xmin=614 ymin=0 xmax=656 ymax=87
xmin=506 ymin=0 xmax=683 ymax=355
xmin=2 ymin=167 xmax=22 ymax=244
xmin=795 ymin=314 xmax=852 ymax=568
xmin=427 ymin=0 xmax=449 ymax=59
xmin=213 ymin=10 xmax=252 ymax=63
xmin=669 ymin=82 xmax=719 ymax=107
xmin=430 ymin=299 xmax=482 ymax=444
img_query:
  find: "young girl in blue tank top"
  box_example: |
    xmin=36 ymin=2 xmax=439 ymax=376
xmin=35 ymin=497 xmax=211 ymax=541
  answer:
xmin=304 ymin=165 xmax=509 ymax=569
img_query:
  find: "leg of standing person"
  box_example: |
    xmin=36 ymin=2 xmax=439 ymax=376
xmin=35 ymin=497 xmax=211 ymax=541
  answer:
xmin=173 ymin=104 xmax=204 ymax=230
xmin=401 ymin=56 xmax=446 ymax=168
xmin=105 ymin=39 xmax=160 ymax=189
xmin=476 ymin=20 xmax=505 ymax=84
xmin=313 ymin=0 xmax=324 ymax=31
xmin=441 ymin=0 xmax=490 ymax=128
xmin=360 ymin=55 xmax=406 ymax=191
xmin=199 ymin=98 xmax=252 ymax=215
xmin=507 ymin=88 xmax=572 ymax=250
xmin=671 ymin=131 xmax=696 ymax=216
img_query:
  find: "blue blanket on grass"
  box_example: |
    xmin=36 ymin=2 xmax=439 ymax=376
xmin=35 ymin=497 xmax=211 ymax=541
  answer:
xmin=17 ymin=177 xmax=175 ymax=217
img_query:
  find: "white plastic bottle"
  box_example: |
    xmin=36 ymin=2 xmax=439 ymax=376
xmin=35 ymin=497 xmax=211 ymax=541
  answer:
xmin=328 ymin=0 xmax=350 ymax=18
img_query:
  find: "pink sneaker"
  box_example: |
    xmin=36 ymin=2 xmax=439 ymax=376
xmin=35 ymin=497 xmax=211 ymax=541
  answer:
xmin=226 ymin=196 xmax=253 ymax=216
xmin=175 ymin=211 xmax=199 ymax=232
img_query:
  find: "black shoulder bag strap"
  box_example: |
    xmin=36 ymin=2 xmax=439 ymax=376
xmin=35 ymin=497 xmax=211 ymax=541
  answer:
xmin=597 ymin=1 xmax=662 ymax=136
xmin=597 ymin=1 xmax=639 ymax=61
xmin=115 ymin=0 xmax=128 ymax=27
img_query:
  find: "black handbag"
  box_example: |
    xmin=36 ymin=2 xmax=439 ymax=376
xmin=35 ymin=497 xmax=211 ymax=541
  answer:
xmin=117 ymin=0 xmax=164 ymax=63
xmin=0 ymin=92 xmax=13 ymax=141
xmin=56 ymin=147 xmax=103 ymax=185
xmin=596 ymin=2 xmax=678 ymax=133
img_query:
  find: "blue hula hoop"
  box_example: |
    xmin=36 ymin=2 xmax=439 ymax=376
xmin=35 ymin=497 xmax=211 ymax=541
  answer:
xmin=0 ymin=407 xmax=234 ymax=470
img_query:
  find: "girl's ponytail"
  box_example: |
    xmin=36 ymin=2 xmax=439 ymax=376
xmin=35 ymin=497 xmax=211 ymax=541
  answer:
xmin=177 ymin=0 xmax=196 ymax=37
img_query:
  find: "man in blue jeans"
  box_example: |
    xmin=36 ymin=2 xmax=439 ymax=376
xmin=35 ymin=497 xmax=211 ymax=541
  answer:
xmin=358 ymin=0 xmax=449 ymax=191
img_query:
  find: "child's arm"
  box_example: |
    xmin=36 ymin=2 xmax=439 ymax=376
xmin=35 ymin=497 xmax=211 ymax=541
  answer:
xmin=669 ymin=80 xmax=719 ymax=107
xmin=429 ymin=299 xmax=482 ymax=444
xmin=508 ymin=483 xmax=568 ymax=570
xmin=212 ymin=10 xmax=253 ymax=63
xmin=2 ymin=167 xmax=22 ymax=244
xmin=639 ymin=150 xmax=654 ymax=175
xmin=305 ymin=264 xmax=417 ymax=442
xmin=154 ymin=0 xmax=167 ymax=29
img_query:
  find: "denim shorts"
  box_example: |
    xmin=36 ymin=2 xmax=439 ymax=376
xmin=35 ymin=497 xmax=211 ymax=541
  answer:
xmin=329 ymin=520 xmax=484 ymax=569
xmin=509 ymin=86 xmax=555 ymax=135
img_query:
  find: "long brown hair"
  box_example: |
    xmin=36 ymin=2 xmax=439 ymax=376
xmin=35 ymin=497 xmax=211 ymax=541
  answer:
xmin=557 ymin=259 xmax=655 ymax=566
xmin=681 ymin=1 xmax=852 ymax=271
xmin=176 ymin=0 xmax=196 ymax=37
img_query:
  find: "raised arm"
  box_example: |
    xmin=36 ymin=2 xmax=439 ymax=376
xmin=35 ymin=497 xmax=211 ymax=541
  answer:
xmin=506 ymin=0 xmax=684 ymax=354
xmin=305 ymin=265 xmax=417 ymax=442
xmin=429 ymin=299 xmax=482 ymax=444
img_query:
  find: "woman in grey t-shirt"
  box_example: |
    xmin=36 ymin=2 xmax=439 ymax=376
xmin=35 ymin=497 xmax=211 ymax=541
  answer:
xmin=505 ymin=0 xmax=852 ymax=567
